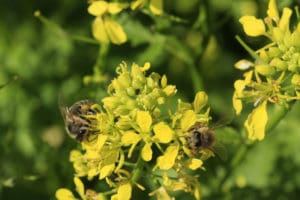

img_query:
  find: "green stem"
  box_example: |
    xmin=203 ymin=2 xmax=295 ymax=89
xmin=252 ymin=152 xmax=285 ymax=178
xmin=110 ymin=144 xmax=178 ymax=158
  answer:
xmin=71 ymin=35 xmax=99 ymax=45
xmin=266 ymin=101 xmax=295 ymax=133
xmin=35 ymin=10 xmax=99 ymax=45
xmin=187 ymin=63 xmax=204 ymax=92
xmin=235 ymin=35 xmax=261 ymax=61
xmin=94 ymin=43 xmax=110 ymax=71
xmin=131 ymin=156 xmax=145 ymax=183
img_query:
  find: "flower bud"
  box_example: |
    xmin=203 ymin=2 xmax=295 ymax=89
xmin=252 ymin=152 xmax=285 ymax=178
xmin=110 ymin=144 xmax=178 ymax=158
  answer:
xmin=255 ymin=64 xmax=275 ymax=76
xmin=269 ymin=58 xmax=287 ymax=70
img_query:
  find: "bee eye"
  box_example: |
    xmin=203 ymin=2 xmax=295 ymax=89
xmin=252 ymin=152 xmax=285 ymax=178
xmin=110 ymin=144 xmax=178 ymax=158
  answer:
xmin=68 ymin=125 xmax=76 ymax=132
xmin=87 ymin=109 xmax=97 ymax=115
xmin=79 ymin=129 xmax=86 ymax=135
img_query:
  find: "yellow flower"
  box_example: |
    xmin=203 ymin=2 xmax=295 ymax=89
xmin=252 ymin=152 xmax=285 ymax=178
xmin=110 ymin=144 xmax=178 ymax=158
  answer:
xmin=244 ymin=100 xmax=268 ymax=141
xmin=291 ymin=74 xmax=300 ymax=86
xmin=141 ymin=142 xmax=153 ymax=161
xmin=111 ymin=183 xmax=132 ymax=200
xmin=254 ymin=64 xmax=275 ymax=76
xmin=149 ymin=187 xmax=173 ymax=200
xmin=136 ymin=110 xmax=152 ymax=132
xmin=239 ymin=16 xmax=266 ymax=36
xmin=156 ymin=144 xmax=179 ymax=170
xmin=186 ymin=158 xmax=203 ymax=170
xmin=232 ymin=91 xmax=243 ymax=115
xmin=193 ymin=91 xmax=208 ymax=113
xmin=74 ymin=177 xmax=85 ymax=199
xmin=55 ymin=189 xmax=76 ymax=200
xmin=88 ymin=0 xmax=128 ymax=44
xmin=267 ymin=0 xmax=279 ymax=22
xmin=55 ymin=177 xmax=90 ymax=200
xmin=130 ymin=0 xmax=145 ymax=10
xmin=180 ymin=110 xmax=196 ymax=132
xmin=279 ymin=7 xmax=292 ymax=32
xmin=99 ymin=164 xmax=115 ymax=180
xmin=153 ymin=122 xmax=174 ymax=143
xmin=149 ymin=0 xmax=163 ymax=15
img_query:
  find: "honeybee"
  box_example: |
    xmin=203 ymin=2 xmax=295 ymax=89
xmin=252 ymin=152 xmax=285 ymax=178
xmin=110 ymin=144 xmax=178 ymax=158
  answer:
xmin=186 ymin=122 xmax=227 ymax=161
xmin=60 ymin=99 xmax=99 ymax=142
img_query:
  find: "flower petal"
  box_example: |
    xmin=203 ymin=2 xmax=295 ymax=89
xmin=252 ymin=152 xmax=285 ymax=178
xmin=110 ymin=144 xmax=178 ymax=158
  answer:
xmin=279 ymin=7 xmax=292 ymax=32
xmin=121 ymin=131 xmax=141 ymax=145
xmin=141 ymin=143 xmax=153 ymax=161
xmin=117 ymin=183 xmax=132 ymax=200
xmin=136 ymin=111 xmax=152 ymax=133
xmin=149 ymin=0 xmax=163 ymax=15
xmin=99 ymin=164 xmax=115 ymax=179
xmin=239 ymin=16 xmax=266 ymax=36
xmin=55 ymin=189 xmax=76 ymax=200
xmin=156 ymin=144 xmax=179 ymax=170
xmin=108 ymin=2 xmax=128 ymax=14
xmin=244 ymin=100 xmax=268 ymax=141
xmin=153 ymin=122 xmax=174 ymax=143
xmin=232 ymin=92 xmax=243 ymax=115
xmin=92 ymin=17 xmax=109 ymax=43
xmin=180 ymin=110 xmax=196 ymax=131
xmin=74 ymin=177 xmax=85 ymax=199
xmin=187 ymin=158 xmax=203 ymax=170
xmin=193 ymin=91 xmax=208 ymax=113
xmin=267 ymin=0 xmax=279 ymax=22
xmin=104 ymin=17 xmax=127 ymax=45
xmin=88 ymin=1 xmax=108 ymax=16
xmin=131 ymin=0 xmax=145 ymax=10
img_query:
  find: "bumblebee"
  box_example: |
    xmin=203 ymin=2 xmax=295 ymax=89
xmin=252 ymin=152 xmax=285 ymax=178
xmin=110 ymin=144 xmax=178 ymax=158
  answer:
xmin=60 ymin=99 xmax=99 ymax=142
xmin=186 ymin=122 xmax=227 ymax=160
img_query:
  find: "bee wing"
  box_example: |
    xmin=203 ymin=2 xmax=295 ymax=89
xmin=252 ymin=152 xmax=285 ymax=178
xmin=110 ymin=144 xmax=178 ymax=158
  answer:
xmin=211 ymin=142 xmax=228 ymax=161
xmin=58 ymin=94 xmax=69 ymax=122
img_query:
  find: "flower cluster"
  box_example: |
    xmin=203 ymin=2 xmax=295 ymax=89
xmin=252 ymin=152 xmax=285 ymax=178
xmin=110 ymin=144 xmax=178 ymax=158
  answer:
xmin=88 ymin=0 xmax=128 ymax=44
xmin=56 ymin=62 xmax=215 ymax=200
xmin=233 ymin=0 xmax=300 ymax=141
xmin=88 ymin=0 xmax=163 ymax=45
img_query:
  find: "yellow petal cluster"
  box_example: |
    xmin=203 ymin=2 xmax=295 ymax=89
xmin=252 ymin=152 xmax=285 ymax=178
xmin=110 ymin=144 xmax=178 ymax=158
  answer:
xmin=88 ymin=0 xmax=128 ymax=44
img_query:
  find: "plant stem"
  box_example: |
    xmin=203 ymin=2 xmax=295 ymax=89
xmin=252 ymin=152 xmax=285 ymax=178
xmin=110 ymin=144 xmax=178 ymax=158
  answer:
xmin=235 ymin=35 xmax=261 ymax=61
xmin=95 ymin=43 xmax=110 ymax=71
xmin=266 ymin=101 xmax=295 ymax=133
xmin=131 ymin=156 xmax=145 ymax=183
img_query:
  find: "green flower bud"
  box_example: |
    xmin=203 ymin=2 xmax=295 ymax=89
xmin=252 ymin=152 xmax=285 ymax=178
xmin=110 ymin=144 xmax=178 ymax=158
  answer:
xmin=278 ymin=43 xmax=287 ymax=52
xmin=259 ymin=50 xmax=269 ymax=62
xmin=288 ymin=63 xmax=297 ymax=72
xmin=268 ymin=47 xmax=281 ymax=57
xmin=291 ymin=74 xmax=300 ymax=85
xmin=163 ymin=85 xmax=177 ymax=96
xmin=272 ymin=27 xmax=284 ymax=42
xmin=269 ymin=58 xmax=287 ymax=70
xmin=255 ymin=64 xmax=275 ymax=76
xmin=126 ymin=87 xmax=136 ymax=97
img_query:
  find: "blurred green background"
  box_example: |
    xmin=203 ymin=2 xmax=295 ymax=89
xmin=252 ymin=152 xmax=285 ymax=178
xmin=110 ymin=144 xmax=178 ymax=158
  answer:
xmin=1 ymin=0 xmax=300 ymax=199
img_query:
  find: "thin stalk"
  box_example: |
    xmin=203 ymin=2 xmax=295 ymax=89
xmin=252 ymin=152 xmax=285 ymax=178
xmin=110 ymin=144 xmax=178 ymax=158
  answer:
xmin=131 ymin=156 xmax=145 ymax=183
xmin=266 ymin=101 xmax=295 ymax=133
xmin=187 ymin=63 xmax=204 ymax=92
xmin=235 ymin=35 xmax=261 ymax=61
xmin=94 ymin=43 xmax=110 ymax=71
